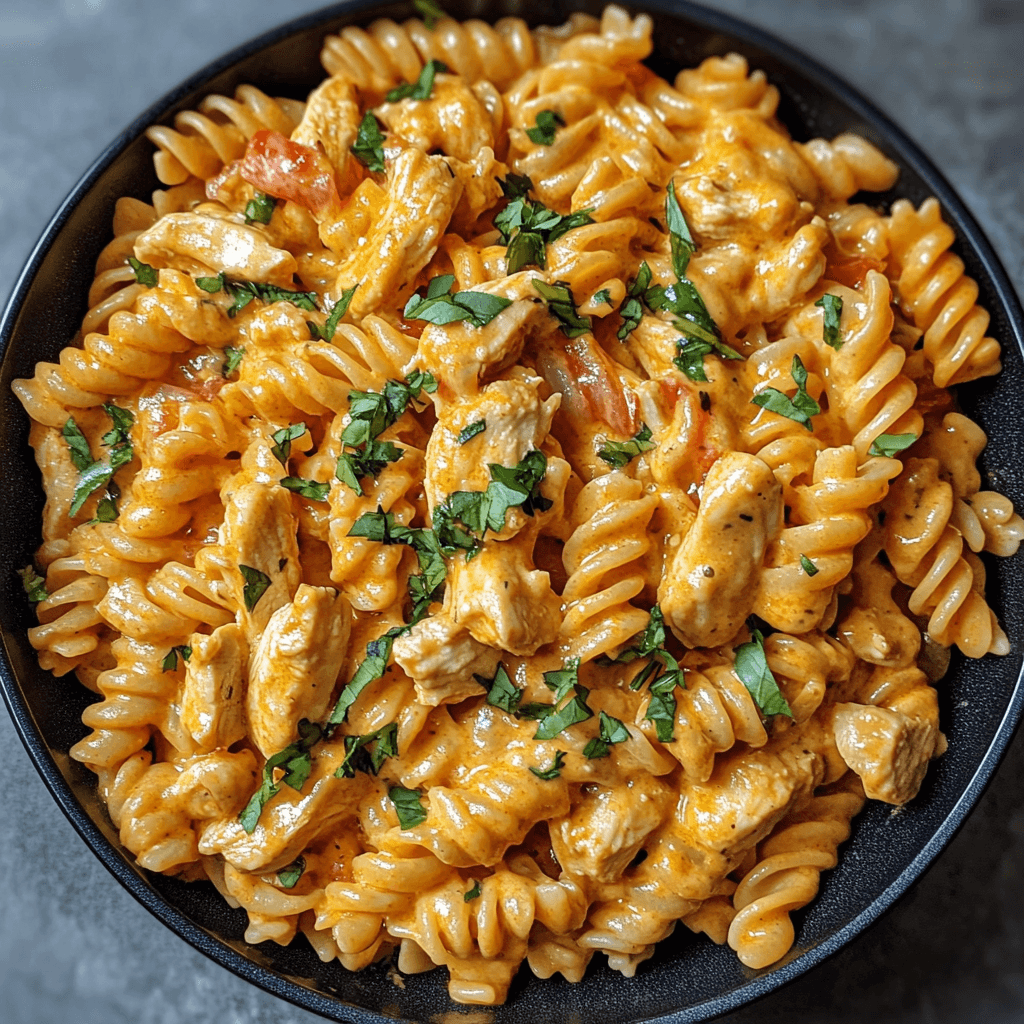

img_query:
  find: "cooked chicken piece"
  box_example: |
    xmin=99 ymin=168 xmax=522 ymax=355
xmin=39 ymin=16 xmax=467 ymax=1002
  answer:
xmin=330 ymin=148 xmax=462 ymax=316
xmin=677 ymin=736 xmax=824 ymax=859
xmin=199 ymin=741 xmax=372 ymax=872
xmin=246 ymin=585 xmax=352 ymax=758
xmin=445 ymin=148 xmax=507 ymax=236
xmin=448 ymin=539 xmax=562 ymax=655
xmin=219 ymin=444 xmax=301 ymax=643
xmin=416 ymin=272 xmax=547 ymax=395
xmin=660 ymin=452 xmax=782 ymax=648
xmin=180 ymin=624 xmax=248 ymax=750
xmin=290 ymin=74 xmax=361 ymax=181
xmin=550 ymin=775 xmax=675 ymax=883
xmin=377 ymin=76 xmax=497 ymax=163
xmin=134 ymin=210 xmax=298 ymax=288
xmin=833 ymin=682 xmax=944 ymax=805
xmin=319 ymin=178 xmax=387 ymax=255
xmin=424 ymin=375 xmax=560 ymax=520
xmin=392 ymin=612 xmax=500 ymax=707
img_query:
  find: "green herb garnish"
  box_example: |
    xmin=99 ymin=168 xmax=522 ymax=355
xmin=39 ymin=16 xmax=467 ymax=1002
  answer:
xmin=532 ymin=279 xmax=591 ymax=338
xmin=128 ymin=257 xmax=157 ymax=286
xmin=404 ymin=274 xmax=512 ymax=327
xmin=390 ymin=785 xmax=427 ymax=829
xmin=597 ymin=423 xmax=655 ymax=469
xmin=222 ymin=346 xmax=245 ymax=377
xmin=161 ymin=645 xmax=192 ymax=672
xmin=799 ymin=554 xmax=819 ymax=577
xmin=335 ymin=721 xmax=399 ymax=778
xmin=529 ymin=751 xmax=567 ymax=780
xmin=308 ymin=285 xmax=357 ymax=342
xmin=733 ymin=629 xmax=793 ymax=718
xmin=464 ymin=880 xmax=482 ymax=901
xmin=239 ymin=719 xmax=322 ymax=833
xmin=244 ymin=192 xmax=276 ymax=226
xmin=457 ymin=420 xmax=486 ymax=445
xmin=386 ymin=59 xmax=447 ymax=102
xmin=526 ymin=110 xmax=565 ymax=146
xmin=277 ymin=857 xmax=305 ymax=889
xmin=869 ymin=432 xmax=918 ymax=458
xmin=815 ymin=293 xmax=844 ymax=350
xmin=582 ymin=710 xmax=630 ymax=759
xmin=270 ymin=423 xmax=307 ymax=466
xmin=413 ymin=0 xmax=446 ymax=28
xmin=750 ymin=354 xmax=820 ymax=431
xmin=18 ymin=565 xmax=47 ymax=604
xmin=281 ymin=477 xmax=330 ymax=502
xmin=239 ymin=564 xmax=271 ymax=612
xmin=351 ymin=111 xmax=387 ymax=173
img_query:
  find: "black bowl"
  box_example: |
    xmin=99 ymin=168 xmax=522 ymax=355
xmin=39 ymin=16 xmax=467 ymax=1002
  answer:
xmin=1 ymin=2 xmax=1022 ymax=1022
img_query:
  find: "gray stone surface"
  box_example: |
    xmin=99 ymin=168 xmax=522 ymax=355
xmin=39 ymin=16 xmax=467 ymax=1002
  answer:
xmin=1 ymin=1 xmax=1021 ymax=1022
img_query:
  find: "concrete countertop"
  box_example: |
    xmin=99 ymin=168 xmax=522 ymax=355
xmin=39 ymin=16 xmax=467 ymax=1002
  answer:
xmin=1 ymin=1 xmax=1021 ymax=1021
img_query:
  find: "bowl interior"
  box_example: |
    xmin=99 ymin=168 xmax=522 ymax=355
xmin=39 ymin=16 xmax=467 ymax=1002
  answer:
xmin=1 ymin=2 xmax=1023 ymax=1022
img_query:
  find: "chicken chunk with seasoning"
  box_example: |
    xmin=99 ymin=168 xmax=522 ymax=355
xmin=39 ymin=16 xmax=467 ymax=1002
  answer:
xmin=180 ymin=623 xmax=248 ymax=751
xmin=660 ymin=451 xmax=782 ymax=648
xmin=246 ymin=584 xmax=352 ymax=758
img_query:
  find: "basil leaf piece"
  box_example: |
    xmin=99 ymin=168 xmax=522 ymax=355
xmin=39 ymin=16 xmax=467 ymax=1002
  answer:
xmin=505 ymin=230 xmax=547 ymax=274
xmin=239 ymin=564 xmax=271 ymax=612
xmin=281 ymin=476 xmax=330 ymax=502
xmin=62 ymin=418 xmax=93 ymax=473
xmin=404 ymin=276 xmax=513 ymax=328
xmin=542 ymin=657 xmax=581 ymax=704
xmin=239 ymin=720 xmax=322 ymax=833
xmin=351 ymin=111 xmax=387 ymax=172
xmin=335 ymin=439 xmax=404 ymax=496
xmin=529 ymin=751 xmax=567 ymax=780
xmin=457 ymin=420 xmax=486 ymax=445
xmin=277 ymin=857 xmax=305 ymax=889
xmin=390 ymin=785 xmax=427 ymax=829
xmin=270 ymin=423 xmax=306 ymax=465
xmin=815 ymin=293 xmax=844 ymax=350
xmin=532 ymin=279 xmax=591 ymax=338
xmin=592 ymin=289 xmax=612 ymax=307
xmin=161 ymin=645 xmax=193 ymax=672
xmin=733 ymin=629 xmax=793 ymax=718
xmin=92 ymin=494 xmax=118 ymax=522
xmin=335 ymin=721 xmax=399 ymax=778
xmin=127 ymin=257 xmax=157 ymax=286
xmin=386 ymin=59 xmax=448 ymax=102
xmin=464 ymin=880 xmax=482 ymax=901
xmin=196 ymin=272 xmax=225 ymax=293
xmin=101 ymin=404 xmax=134 ymax=446
xmin=750 ymin=355 xmax=821 ymax=431
xmin=533 ymin=684 xmax=594 ymax=741
xmin=413 ymin=0 xmax=446 ymax=28
xmin=222 ymin=346 xmax=245 ymax=378
xmin=526 ymin=109 xmax=565 ymax=146
xmin=800 ymin=554 xmax=819 ymax=577
xmin=582 ymin=710 xmax=630 ymax=759
xmin=244 ymin=191 xmax=276 ymax=226
xmin=645 ymin=671 xmax=681 ymax=743
xmin=869 ymin=432 xmax=918 ymax=458
xmin=598 ymin=423 xmax=656 ymax=469
xmin=481 ymin=663 xmax=521 ymax=714
xmin=308 ymin=285 xmax=357 ymax=341
xmin=500 ymin=173 xmax=533 ymax=200
xmin=18 ymin=565 xmax=47 ymax=604
xmin=665 ymin=180 xmax=696 ymax=280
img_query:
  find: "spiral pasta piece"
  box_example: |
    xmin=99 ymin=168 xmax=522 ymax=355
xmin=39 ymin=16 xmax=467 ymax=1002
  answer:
xmin=728 ymin=775 xmax=865 ymax=969
xmin=886 ymin=197 xmax=1001 ymax=386
xmin=560 ymin=471 xmax=657 ymax=662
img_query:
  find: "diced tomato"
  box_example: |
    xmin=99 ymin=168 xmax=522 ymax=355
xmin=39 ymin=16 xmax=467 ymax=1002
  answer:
xmin=826 ymin=255 xmax=884 ymax=290
xmin=239 ymin=129 xmax=341 ymax=219
xmin=561 ymin=336 xmax=640 ymax=437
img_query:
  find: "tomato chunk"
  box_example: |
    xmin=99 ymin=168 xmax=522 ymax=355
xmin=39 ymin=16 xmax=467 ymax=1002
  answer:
xmin=239 ymin=129 xmax=341 ymax=219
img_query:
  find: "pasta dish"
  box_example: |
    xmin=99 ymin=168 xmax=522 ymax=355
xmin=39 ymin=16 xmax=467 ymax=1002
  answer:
xmin=13 ymin=3 xmax=1023 ymax=1006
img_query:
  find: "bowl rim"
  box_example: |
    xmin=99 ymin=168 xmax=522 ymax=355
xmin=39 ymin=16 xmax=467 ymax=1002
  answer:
xmin=2 ymin=1 xmax=1023 ymax=1022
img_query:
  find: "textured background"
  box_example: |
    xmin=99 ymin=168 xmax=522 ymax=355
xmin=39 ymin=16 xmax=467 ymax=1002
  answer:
xmin=1 ymin=1 xmax=1022 ymax=1022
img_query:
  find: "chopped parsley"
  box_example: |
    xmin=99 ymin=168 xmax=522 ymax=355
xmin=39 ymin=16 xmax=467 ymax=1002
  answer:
xmin=404 ymin=274 xmax=512 ymax=327
xmin=277 ymin=857 xmax=305 ymax=889
xmin=195 ymin=272 xmax=319 ymax=318
xmin=270 ymin=423 xmax=307 ymax=465
xmin=239 ymin=719 xmax=322 ymax=833
xmin=815 ymin=293 xmax=844 ymax=350
xmin=386 ymin=59 xmax=447 ymax=102
xmin=457 ymin=420 xmax=487 ymax=445
xmin=335 ymin=721 xmax=399 ymax=778
xmin=307 ymin=285 xmax=357 ymax=341
xmin=617 ymin=261 xmax=652 ymax=341
xmin=413 ymin=0 xmax=446 ymax=28
xmin=351 ymin=111 xmax=387 ymax=172
xmin=239 ymin=564 xmax=271 ymax=612
xmin=222 ymin=346 xmax=245 ymax=377
xmin=597 ymin=423 xmax=655 ymax=469
xmin=733 ymin=629 xmax=793 ymax=718
xmin=525 ymin=109 xmax=565 ymax=146
xmin=750 ymin=354 xmax=821 ymax=431
xmin=18 ymin=565 xmax=47 ymax=604
xmin=617 ymin=606 xmax=685 ymax=743
xmin=481 ymin=662 xmax=521 ymax=714
xmin=64 ymin=406 xmax=135 ymax=517
xmin=432 ymin=449 xmax=552 ymax=557
xmin=799 ymin=554 xmax=819 ymax=577
xmin=869 ymin=432 xmax=918 ymax=458
xmin=582 ymin=711 xmax=630 ymax=759
xmin=161 ymin=645 xmax=192 ymax=672
xmin=529 ymin=751 xmax=567 ymax=780
xmin=532 ymin=279 xmax=591 ymax=338
xmin=243 ymin=192 xmax=276 ymax=226
xmin=127 ymin=257 xmax=157 ymax=286
xmin=281 ymin=476 xmax=330 ymax=502
xmin=464 ymin=880 xmax=482 ymax=901
xmin=390 ymin=785 xmax=427 ymax=829
xmin=335 ymin=372 xmax=436 ymax=495
xmin=533 ymin=682 xmax=594 ymax=741
xmin=495 ymin=181 xmax=594 ymax=274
